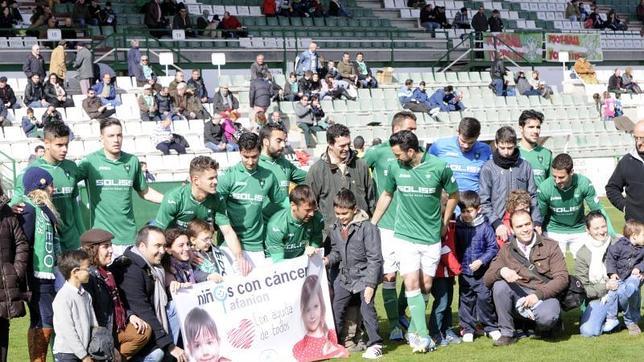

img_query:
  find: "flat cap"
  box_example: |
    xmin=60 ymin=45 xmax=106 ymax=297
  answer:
xmin=80 ymin=228 xmax=114 ymax=246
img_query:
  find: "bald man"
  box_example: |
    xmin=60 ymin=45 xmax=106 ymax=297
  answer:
xmin=606 ymin=120 xmax=644 ymax=222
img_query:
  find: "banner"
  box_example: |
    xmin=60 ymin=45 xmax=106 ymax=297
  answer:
xmin=173 ymin=254 xmax=347 ymax=362
xmin=483 ymin=32 xmax=543 ymax=63
xmin=545 ymin=33 xmax=603 ymax=62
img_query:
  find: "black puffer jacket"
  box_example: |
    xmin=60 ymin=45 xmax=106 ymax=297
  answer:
xmin=0 ymin=195 xmax=29 ymax=320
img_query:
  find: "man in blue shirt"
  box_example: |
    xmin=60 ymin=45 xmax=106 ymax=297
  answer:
xmin=429 ymin=117 xmax=491 ymax=192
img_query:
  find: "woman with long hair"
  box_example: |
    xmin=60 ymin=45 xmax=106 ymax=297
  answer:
xmin=18 ymin=167 xmax=60 ymax=362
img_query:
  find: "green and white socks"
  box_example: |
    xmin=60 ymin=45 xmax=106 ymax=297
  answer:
xmin=406 ymin=289 xmax=429 ymax=337
xmin=382 ymin=281 xmax=399 ymax=331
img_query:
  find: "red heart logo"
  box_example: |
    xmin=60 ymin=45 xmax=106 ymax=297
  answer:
xmin=226 ymin=319 xmax=255 ymax=349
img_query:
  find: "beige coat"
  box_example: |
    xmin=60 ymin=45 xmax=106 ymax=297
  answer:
xmin=49 ymin=45 xmax=67 ymax=80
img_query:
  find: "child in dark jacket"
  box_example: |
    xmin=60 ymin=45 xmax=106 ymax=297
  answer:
xmin=325 ymin=189 xmax=383 ymax=359
xmin=455 ymin=191 xmax=500 ymax=343
xmin=603 ymin=219 xmax=644 ymax=335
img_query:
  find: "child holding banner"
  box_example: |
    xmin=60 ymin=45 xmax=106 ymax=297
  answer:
xmin=325 ymin=189 xmax=384 ymax=359
xmin=187 ymin=219 xmax=230 ymax=281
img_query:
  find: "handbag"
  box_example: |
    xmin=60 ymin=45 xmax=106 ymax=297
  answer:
xmin=88 ymin=326 xmax=114 ymax=361
xmin=509 ymin=245 xmax=586 ymax=311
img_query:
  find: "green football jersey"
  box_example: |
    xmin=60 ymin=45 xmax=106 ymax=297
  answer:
xmin=265 ymin=208 xmax=323 ymax=261
xmin=78 ymin=150 xmax=148 ymax=245
xmin=12 ymin=158 xmax=84 ymax=251
xmin=259 ymin=153 xmax=307 ymax=220
xmin=538 ymin=173 xmax=613 ymax=234
xmin=153 ymin=184 xmax=226 ymax=230
xmin=383 ymin=153 xmax=458 ymax=245
xmin=363 ymin=141 xmax=398 ymax=230
xmin=216 ymin=162 xmax=286 ymax=252
xmin=519 ymin=144 xmax=552 ymax=187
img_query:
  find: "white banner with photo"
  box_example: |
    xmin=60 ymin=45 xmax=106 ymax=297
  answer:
xmin=173 ymin=253 xmax=347 ymax=362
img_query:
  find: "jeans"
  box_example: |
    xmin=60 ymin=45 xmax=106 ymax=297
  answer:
xmin=491 ymin=78 xmax=505 ymax=96
xmin=28 ymin=277 xmax=56 ymax=328
xmin=421 ymin=21 xmax=440 ymax=32
xmin=428 ymin=277 xmax=454 ymax=340
xmin=568 ymin=16 xmax=578 ymax=22
xmin=205 ymin=141 xmax=238 ymax=153
xmin=298 ymin=123 xmax=325 ymax=148
xmin=333 ymin=280 xmax=382 ymax=347
xmin=166 ymin=300 xmax=181 ymax=345
xmin=522 ymin=89 xmax=542 ymax=96
xmin=54 ymin=353 xmax=81 ymax=361
xmin=131 ymin=348 xmax=164 ymax=362
xmin=156 ymin=141 xmax=186 ymax=155
xmin=100 ymin=97 xmax=121 ymax=107
xmin=27 ymin=100 xmax=47 ymax=108
xmin=579 ymin=276 xmax=641 ymax=336
xmin=358 ymin=77 xmax=378 ymax=89
xmin=459 ymin=274 xmax=497 ymax=333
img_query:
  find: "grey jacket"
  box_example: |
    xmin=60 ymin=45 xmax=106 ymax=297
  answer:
xmin=574 ymin=237 xmax=618 ymax=300
xmin=73 ymin=47 xmax=94 ymax=80
xmin=294 ymin=101 xmax=314 ymax=125
xmin=479 ymin=157 xmax=542 ymax=228
xmin=306 ymin=149 xmax=374 ymax=231
xmin=22 ymin=53 xmax=46 ymax=79
xmin=327 ymin=209 xmax=383 ymax=292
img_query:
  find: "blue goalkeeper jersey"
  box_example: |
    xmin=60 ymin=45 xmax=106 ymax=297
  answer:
xmin=429 ymin=136 xmax=492 ymax=193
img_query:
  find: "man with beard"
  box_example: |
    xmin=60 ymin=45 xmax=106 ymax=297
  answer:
xmin=429 ymin=117 xmax=492 ymax=192
xmin=363 ymin=111 xmax=417 ymax=342
xmin=518 ymin=110 xmax=552 ymax=187
xmin=265 ymin=185 xmax=323 ymax=262
xmin=371 ymin=130 xmax=459 ymax=353
xmin=479 ymin=126 xmax=542 ymax=244
xmin=606 ymin=120 xmax=644 ymax=223
xmin=259 ymin=123 xmax=307 ymax=220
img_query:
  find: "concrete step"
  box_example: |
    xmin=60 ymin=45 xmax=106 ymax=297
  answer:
xmin=355 ymin=0 xmax=383 ymax=9
xmin=372 ymin=8 xmax=404 ymax=20
xmin=390 ymin=18 xmax=421 ymax=29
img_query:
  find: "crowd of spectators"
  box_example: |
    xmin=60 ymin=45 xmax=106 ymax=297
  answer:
xmin=261 ymin=0 xmax=350 ymax=18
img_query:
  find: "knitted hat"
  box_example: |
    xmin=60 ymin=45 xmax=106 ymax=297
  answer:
xmin=22 ymin=167 xmax=53 ymax=194
xmin=80 ymin=228 xmax=114 ymax=247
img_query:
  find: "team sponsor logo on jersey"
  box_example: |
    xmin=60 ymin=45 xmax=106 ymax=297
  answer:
xmin=445 ymin=151 xmax=460 ymax=157
xmin=231 ymin=193 xmax=264 ymax=202
xmin=550 ymin=205 xmax=580 ymax=213
xmin=96 ymin=179 xmax=133 ymax=186
xmin=449 ymin=164 xmax=481 ymax=173
xmin=168 ymin=200 xmax=177 ymax=204
xmin=534 ymin=169 xmax=545 ymax=176
xmin=234 ymin=181 xmax=248 ymax=186
xmin=397 ymin=185 xmax=436 ymax=194
xmin=53 ymin=186 xmax=74 ymax=196
xmin=98 ymin=166 xmax=111 ymax=171
xmin=399 ymin=173 xmax=411 ymax=178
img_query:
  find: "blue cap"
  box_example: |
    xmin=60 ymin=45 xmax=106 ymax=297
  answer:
xmin=22 ymin=167 xmax=53 ymax=194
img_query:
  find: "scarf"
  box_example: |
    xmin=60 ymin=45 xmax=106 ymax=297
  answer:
xmin=130 ymin=246 xmax=169 ymax=333
xmin=170 ymin=258 xmax=196 ymax=284
xmin=101 ymin=84 xmax=111 ymax=98
xmin=97 ymin=267 xmax=127 ymax=332
xmin=584 ymin=235 xmax=610 ymax=284
xmin=54 ymin=84 xmax=65 ymax=97
xmin=142 ymin=64 xmax=153 ymax=80
xmin=356 ymin=61 xmax=367 ymax=75
xmin=195 ymin=247 xmax=228 ymax=276
xmin=492 ymin=148 xmax=521 ymax=169
xmin=24 ymin=197 xmax=60 ymax=279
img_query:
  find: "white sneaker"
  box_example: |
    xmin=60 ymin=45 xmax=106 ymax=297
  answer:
xmin=406 ymin=332 xmax=419 ymax=349
xmin=488 ymin=330 xmax=502 ymax=341
xmin=389 ymin=326 xmax=404 ymax=341
xmin=412 ymin=336 xmax=435 ymax=353
xmin=362 ymin=344 xmax=383 ymax=359
xmin=462 ymin=333 xmax=474 ymax=343
xmin=429 ymin=107 xmax=441 ymax=116
xmin=602 ymin=318 xmax=620 ymax=333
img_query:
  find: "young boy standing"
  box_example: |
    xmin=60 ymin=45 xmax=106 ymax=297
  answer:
xmin=325 ymin=189 xmax=384 ymax=359
xmin=52 ymin=250 xmax=98 ymax=362
xmin=455 ymin=191 xmax=500 ymax=342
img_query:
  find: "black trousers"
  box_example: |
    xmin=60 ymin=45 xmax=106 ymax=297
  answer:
xmin=0 ymin=317 xmax=8 ymax=362
xmin=333 ymin=279 xmax=382 ymax=347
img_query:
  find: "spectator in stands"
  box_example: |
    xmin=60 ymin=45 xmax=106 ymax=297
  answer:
xmin=168 ymin=71 xmax=185 ymax=96
xmin=398 ymin=79 xmax=415 ymax=107
xmin=72 ymin=0 xmax=90 ymax=28
xmin=321 ymin=60 xmax=340 ymax=80
xmin=156 ymin=86 xmax=174 ymax=118
xmin=172 ymin=83 xmax=209 ymax=120
xmin=74 ymin=42 xmax=94 ymax=95
xmin=622 ymin=67 xmax=642 ymax=94
xmin=606 ymin=9 xmax=627 ymax=31
xmin=24 ymin=74 xmax=48 ymax=108
xmin=420 ymin=4 xmax=440 ymax=32
xmin=23 ymin=44 xmax=46 ymax=80
xmin=606 ymin=120 xmax=644 ymax=223
xmin=172 ymin=5 xmax=195 ymax=37
xmin=262 ymin=0 xmax=277 ymax=16
xmin=298 ymin=71 xmax=314 ymax=97
xmin=483 ymin=210 xmax=568 ymax=346
xmin=0 ymin=77 xmax=18 ymax=109
xmin=83 ymin=88 xmax=115 ymax=119
xmin=43 ymin=74 xmax=73 ymax=108
xmin=296 ymin=95 xmax=326 ymax=148
xmin=60 ymin=18 xmax=76 ymax=48
xmin=328 ymin=0 xmax=350 ymax=17
xmin=27 ymin=5 xmax=50 ymax=37
xmin=269 ymin=111 xmax=285 ymax=127
xmin=161 ymin=0 xmax=178 ymax=17
xmin=354 ymin=53 xmax=377 ymax=89
xmin=93 ymin=73 xmax=120 ymax=107
xmin=472 ymin=6 xmax=488 ymax=59
xmin=488 ymin=9 xmax=504 ymax=32
xmin=638 ymin=0 xmax=644 ymax=22
xmin=220 ymin=11 xmax=244 ymax=38
xmin=0 ymin=101 xmax=8 ymax=127
xmin=321 ymin=74 xmax=355 ymax=101
xmin=49 ymin=41 xmax=67 ymax=84
xmin=480 ymin=126 xmax=541 ymax=242
xmin=111 ymin=226 xmax=187 ymax=362
xmin=29 ymin=145 xmax=45 ymax=162
xmin=296 ymin=42 xmax=320 ymax=76
xmin=0 ymin=5 xmax=17 ymax=37
xmin=99 ymin=1 xmax=117 ymax=29
xmin=600 ymin=91 xmax=616 ymax=121
xmin=140 ymin=161 xmax=156 ymax=182
xmin=530 ymin=71 xmax=554 ymax=99
xmin=195 ymin=10 xmax=209 ymax=36
xmin=338 ymin=52 xmax=357 ymax=85
xmin=138 ymin=84 xmax=160 ymax=122
xmin=127 ymin=40 xmax=141 ymax=78
xmin=250 ymin=54 xmax=271 ymax=81
xmin=155 ymin=117 xmax=186 ymax=155
xmin=434 ymin=6 xmax=451 ymax=29
xmin=212 ymin=84 xmax=238 ymax=113
xmin=453 ymin=7 xmax=470 ymax=29
xmin=134 ymin=55 xmax=154 ymax=87
xmin=144 ymin=0 xmax=169 ymax=38
xmin=41 ymin=105 xmax=63 ymax=126
xmin=490 ymin=54 xmax=507 ymax=96
xmin=88 ymin=0 xmax=102 ymax=26
xmin=204 ymin=113 xmax=237 ymax=152
xmin=515 ymin=71 xmax=540 ymax=96
xmin=566 ymin=0 xmax=581 ymax=21
xmin=22 ymin=107 xmax=43 ymax=138
xmin=607 ymin=68 xmax=626 ymax=93
xmin=282 ymin=72 xmax=302 ymax=102
xmin=353 ymin=135 xmax=365 ymax=158
xmin=187 ymin=69 xmax=208 ymax=103
xmin=203 ymin=14 xmax=221 ymax=37
xmin=407 ymin=80 xmax=432 ymax=113
xmin=249 ymin=73 xmax=275 ymax=122
xmin=429 ymin=85 xmax=464 ymax=112
xmin=587 ymin=5 xmax=605 ymax=29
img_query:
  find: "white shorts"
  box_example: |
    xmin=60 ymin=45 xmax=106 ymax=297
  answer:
xmin=380 ymin=227 xmax=400 ymax=275
xmin=220 ymin=246 xmax=269 ymax=276
xmin=396 ymin=236 xmax=441 ymax=277
xmin=546 ymin=231 xmax=586 ymax=258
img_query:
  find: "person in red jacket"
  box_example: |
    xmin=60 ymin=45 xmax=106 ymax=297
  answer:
xmin=496 ymin=190 xmax=532 ymax=247
xmin=262 ymin=0 xmax=276 ymax=16
xmin=428 ymin=219 xmax=462 ymax=347
xmin=220 ymin=11 xmax=243 ymax=38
